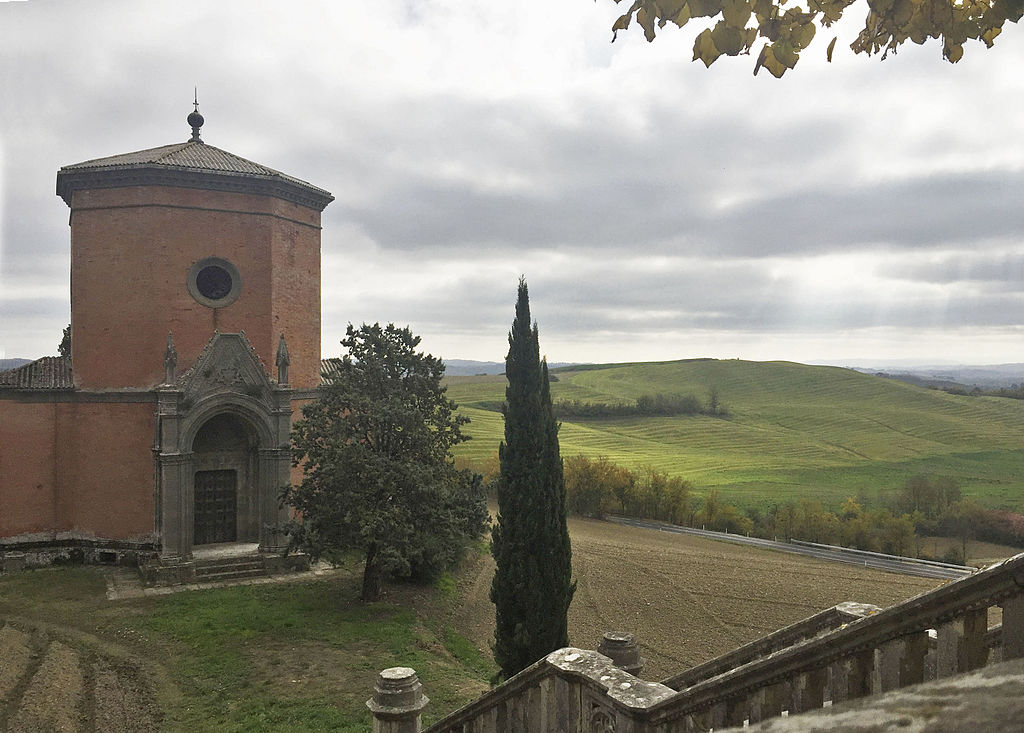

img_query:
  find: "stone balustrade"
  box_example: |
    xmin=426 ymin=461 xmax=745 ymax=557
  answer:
xmin=370 ymin=552 xmax=1024 ymax=733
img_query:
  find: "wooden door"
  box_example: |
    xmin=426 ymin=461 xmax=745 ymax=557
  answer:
xmin=194 ymin=469 xmax=237 ymax=544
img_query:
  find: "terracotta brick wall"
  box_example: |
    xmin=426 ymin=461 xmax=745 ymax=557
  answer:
xmin=59 ymin=402 xmax=156 ymax=541
xmin=0 ymin=401 xmax=58 ymax=537
xmin=0 ymin=400 xmax=154 ymax=541
xmin=70 ymin=186 xmax=322 ymax=390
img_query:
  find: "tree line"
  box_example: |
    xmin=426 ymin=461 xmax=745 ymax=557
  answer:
xmin=553 ymin=388 xmax=726 ymax=419
xmin=555 ymin=456 xmax=1024 ymax=565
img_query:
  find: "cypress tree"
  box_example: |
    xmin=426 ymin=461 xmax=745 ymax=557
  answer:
xmin=490 ymin=278 xmax=575 ymax=679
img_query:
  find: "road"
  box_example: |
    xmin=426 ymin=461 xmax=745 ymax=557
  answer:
xmin=607 ymin=516 xmax=974 ymax=581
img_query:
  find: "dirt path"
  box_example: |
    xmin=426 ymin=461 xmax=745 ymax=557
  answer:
xmin=0 ymin=620 xmax=161 ymax=733
xmin=454 ymin=517 xmax=939 ymax=680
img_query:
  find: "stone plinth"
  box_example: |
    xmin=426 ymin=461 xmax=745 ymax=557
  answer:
xmin=367 ymin=667 xmax=429 ymax=733
xmin=597 ymin=631 xmax=647 ymax=677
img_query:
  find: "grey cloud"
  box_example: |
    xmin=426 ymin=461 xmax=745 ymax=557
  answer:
xmin=887 ymin=251 xmax=1024 ymax=285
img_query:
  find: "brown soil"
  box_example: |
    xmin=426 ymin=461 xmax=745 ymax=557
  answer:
xmin=0 ymin=622 xmax=161 ymax=733
xmin=452 ymin=516 xmax=939 ymax=680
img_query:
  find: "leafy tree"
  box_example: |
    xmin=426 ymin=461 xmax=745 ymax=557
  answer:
xmin=490 ymin=279 xmax=576 ymax=679
xmin=939 ymin=498 xmax=986 ymax=561
xmin=564 ymin=454 xmax=631 ymax=518
xmin=284 ymin=323 xmax=488 ymax=601
xmin=58 ymin=324 xmax=70 ymax=359
xmin=608 ymin=0 xmax=1022 ymax=77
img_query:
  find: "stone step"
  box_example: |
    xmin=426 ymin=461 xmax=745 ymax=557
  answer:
xmin=194 ymin=558 xmax=265 ymax=577
xmin=194 ymin=568 xmax=268 ymax=582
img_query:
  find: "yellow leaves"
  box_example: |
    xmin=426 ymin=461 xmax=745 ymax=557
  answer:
xmin=790 ymin=18 xmax=816 ymax=49
xmin=693 ymin=28 xmax=724 ymax=66
xmin=982 ymin=25 xmax=1002 ymax=46
xmin=892 ymin=0 xmax=915 ymax=26
xmin=722 ymin=0 xmax=752 ymax=26
xmin=944 ymin=40 xmax=964 ymax=62
xmin=637 ymin=7 xmax=657 ymax=40
xmin=712 ymin=19 xmax=746 ymax=54
xmin=756 ymin=43 xmax=789 ymax=76
xmin=607 ymin=0 xmax=1016 ymax=75
xmin=673 ymin=4 xmax=692 ymax=27
xmin=688 ymin=0 xmax=724 ymax=18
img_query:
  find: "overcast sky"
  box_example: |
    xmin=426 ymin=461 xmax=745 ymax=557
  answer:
xmin=1 ymin=0 xmax=1022 ymax=367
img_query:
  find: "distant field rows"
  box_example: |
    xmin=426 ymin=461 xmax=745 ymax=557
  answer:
xmin=445 ymin=360 xmax=1024 ymax=511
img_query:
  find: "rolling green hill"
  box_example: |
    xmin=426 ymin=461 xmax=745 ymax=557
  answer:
xmin=445 ymin=359 xmax=1024 ymax=512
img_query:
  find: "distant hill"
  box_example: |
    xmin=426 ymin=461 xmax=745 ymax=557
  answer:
xmin=442 ymin=359 xmax=580 ymax=376
xmin=446 ymin=359 xmax=1024 ymax=512
xmin=849 ymin=363 xmax=1024 ymax=389
xmin=0 ymin=358 xmax=32 ymax=372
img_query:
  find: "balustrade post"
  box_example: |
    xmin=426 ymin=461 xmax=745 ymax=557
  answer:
xmin=791 ymin=667 xmax=827 ymax=713
xmin=724 ymin=696 xmax=747 ymax=728
xmin=707 ymin=701 xmax=728 ymax=730
xmin=746 ymin=687 xmax=766 ymax=724
xmin=830 ymin=649 xmax=872 ymax=703
xmin=747 ymin=683 xmax=783 ymax=724
xmin=936 ymin=608 xmax=988 ymax=678
xmin=366 ymin=667 xmax=429 ymax=733
xmin=1001 ymin=595 xmax=1024 ymax=660
xmin=876 ymin=639 xmax=903 ymax=692
xmin=597 ymin=631 xmax=646 ymax=677
xmin=900 ymin=631 xmax=929 ymax=687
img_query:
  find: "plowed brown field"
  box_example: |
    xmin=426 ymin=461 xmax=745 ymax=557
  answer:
xmin=455 ymin=517 xmax=940 ymax=680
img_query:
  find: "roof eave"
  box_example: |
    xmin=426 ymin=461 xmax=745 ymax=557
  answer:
xmin=56 ymin=165 xmax=335 ymax=212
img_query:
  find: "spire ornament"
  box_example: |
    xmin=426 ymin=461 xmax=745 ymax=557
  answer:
xmin=187 ymin=89 xmax=204 ymax=143
xmin=276 ymin=333 xmax=290 ymax=385
xmin=164 ymin=332 xmax=178 ymax=383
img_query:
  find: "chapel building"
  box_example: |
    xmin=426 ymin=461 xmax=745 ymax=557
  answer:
xmin=0 ymin=106 xmax=333 ymax=565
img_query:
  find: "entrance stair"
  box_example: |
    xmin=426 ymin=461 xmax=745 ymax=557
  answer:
xmin=193 ymin=555 xmax=267 ymax=582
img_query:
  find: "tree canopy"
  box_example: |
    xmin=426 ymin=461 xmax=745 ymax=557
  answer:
xmin=490 ymin=279 xmax=576 ymax=679
xmin=609 ymin=0 xmax=1023 ymax=76
xmin=283 ymin=323 xmax=488 ymax=601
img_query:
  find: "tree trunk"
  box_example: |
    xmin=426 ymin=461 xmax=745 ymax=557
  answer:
xmin=361 ymin=544 xmax=384 ymax=601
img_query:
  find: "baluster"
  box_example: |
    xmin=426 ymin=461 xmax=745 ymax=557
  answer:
xmin=900 ymin=631 xmax=929 ymax=687
xmin=936 ymin=608 xmax=988 ymax=677
xmin=791 ymin=667 xmax=827 ymax=713
xmin=746 ymin=687 xmax=766 ymax=724
xmin=724 ymin=695 xmax=747 ymax=728
xmin=1001 ymin=594 xmax=1024 ymax=660
xmin=764 ymin=681 xmax=785 ymax=719
xmin=830 ymin=649 xmax=873 ymax=703
xmin=876 ymin=638 xmax=903 ymax=692
xmin=747 ymin=683 xmax=784 ymax=724
xmin=707 ymin=701 xmax=728 ymax=730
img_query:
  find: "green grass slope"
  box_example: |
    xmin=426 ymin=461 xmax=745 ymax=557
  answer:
xmin=445 ymin=360 xmax=1024 ymax=511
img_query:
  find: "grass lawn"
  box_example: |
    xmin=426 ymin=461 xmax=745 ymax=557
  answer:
xmin=0 ymin=562 xmax=494 ymax=732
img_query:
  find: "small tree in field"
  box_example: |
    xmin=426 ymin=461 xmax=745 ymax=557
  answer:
xmin=490 ymin=278 xmax=575 ymax=679
xmin=284 ymin=323 xmax=488 ymax=601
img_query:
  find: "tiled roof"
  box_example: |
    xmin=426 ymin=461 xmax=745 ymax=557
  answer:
xmin=56 ymin=141 xmax=334 ymax=211
xmin=0 ymin=357 xmax=73 ymax=390
xmin=321 ymin=358 xmax=343 ymax=383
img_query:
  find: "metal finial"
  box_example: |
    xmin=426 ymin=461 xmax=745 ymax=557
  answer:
xmin=187 ymin=89 xmax=205 ymax=143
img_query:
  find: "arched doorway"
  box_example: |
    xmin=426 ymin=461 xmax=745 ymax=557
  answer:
xmin=191 ymin=413 xmax=259 ymax=545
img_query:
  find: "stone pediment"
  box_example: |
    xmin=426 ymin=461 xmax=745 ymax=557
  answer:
xmin=178 ymin=332 xmax=275 ymax=403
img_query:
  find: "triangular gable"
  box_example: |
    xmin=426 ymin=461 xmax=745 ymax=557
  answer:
xmin=178 ymin=332 xmax=275 ymax=403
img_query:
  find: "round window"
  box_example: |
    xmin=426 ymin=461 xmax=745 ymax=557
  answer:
xmin=187 ymin=257 xmax=242 ymax=308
